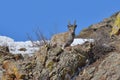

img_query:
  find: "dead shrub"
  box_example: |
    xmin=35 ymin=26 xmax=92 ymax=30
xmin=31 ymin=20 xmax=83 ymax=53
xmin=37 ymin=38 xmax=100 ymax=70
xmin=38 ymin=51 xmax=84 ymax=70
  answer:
xmin=89 ymin=30 xmax=115 ymax=63
xmin=27 ymin=28 xmax=49 ymax=47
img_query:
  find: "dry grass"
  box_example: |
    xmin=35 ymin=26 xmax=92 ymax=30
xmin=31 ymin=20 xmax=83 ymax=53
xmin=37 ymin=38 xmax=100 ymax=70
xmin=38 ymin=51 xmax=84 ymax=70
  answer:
xmin=89 ymin=30 xmax=115 ymax=63
xmin=27 ymin=28 xmax=48 ymax=47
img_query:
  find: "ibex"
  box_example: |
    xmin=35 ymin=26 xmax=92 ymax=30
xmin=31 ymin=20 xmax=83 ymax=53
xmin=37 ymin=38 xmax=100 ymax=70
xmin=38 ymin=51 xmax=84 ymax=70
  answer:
xmin=50 ymin=21 xmax=77 ymax=49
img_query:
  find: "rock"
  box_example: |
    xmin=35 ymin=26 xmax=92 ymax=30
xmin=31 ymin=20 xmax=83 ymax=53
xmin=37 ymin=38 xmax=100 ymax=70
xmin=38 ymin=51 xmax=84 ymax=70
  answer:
xmin=0 ymin=40 xmax=90 ymax=79
xmin=76 ymin=52 xmax=120 ymax=80
xmin=0 ymin=46 xmax=10 ymax=57
xmin=92 ymin=52 xmax=120 ymax=80
xmin=110 ymin=12 xmax=120 ymax=36
xmin=19 ymin=48 xmax=27 ymax=51
xmin=0 ymin=46 xmax=9 ymax=53
xmin=35 ymin=44 xmax=49 ymax=65
xmin=13 ymin=54 xmax=24 ymax=60
xmin=2 ymin=60 xmax=26 ymax=80
xmin=48 ymin=46 xmax=63 ymax=56
xmin=77 ymin=12 xmax=120 ymax=38
xmin=35 ymin=44 xmax=87 ymax=79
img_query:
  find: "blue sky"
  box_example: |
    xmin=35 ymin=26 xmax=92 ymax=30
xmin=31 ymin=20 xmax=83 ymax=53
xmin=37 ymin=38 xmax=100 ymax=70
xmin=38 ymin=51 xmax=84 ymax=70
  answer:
xmin=0 ymin=0 xmax=120 ymax=41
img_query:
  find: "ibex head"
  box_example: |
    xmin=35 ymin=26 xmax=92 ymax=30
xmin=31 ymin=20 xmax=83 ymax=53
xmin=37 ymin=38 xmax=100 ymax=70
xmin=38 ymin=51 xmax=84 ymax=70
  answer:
xmin=67 ymin=20 xmax=77 ymax=34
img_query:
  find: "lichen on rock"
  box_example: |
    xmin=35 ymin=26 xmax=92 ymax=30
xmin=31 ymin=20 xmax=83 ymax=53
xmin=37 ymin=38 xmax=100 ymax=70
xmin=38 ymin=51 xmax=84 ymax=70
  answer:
xmin=110 ymin=12 xmax=120 ymax=36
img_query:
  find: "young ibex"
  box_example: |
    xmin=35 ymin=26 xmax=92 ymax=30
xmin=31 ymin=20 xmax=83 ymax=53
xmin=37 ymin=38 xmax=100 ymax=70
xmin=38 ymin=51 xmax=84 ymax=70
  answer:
xmin=50 ymin=21 xmax=77 ymax=49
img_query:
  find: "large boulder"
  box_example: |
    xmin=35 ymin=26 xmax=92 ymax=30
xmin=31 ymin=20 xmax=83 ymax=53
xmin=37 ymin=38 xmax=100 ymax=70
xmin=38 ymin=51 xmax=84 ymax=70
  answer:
xmin=2 ymin=60 xmax=26 ymax=80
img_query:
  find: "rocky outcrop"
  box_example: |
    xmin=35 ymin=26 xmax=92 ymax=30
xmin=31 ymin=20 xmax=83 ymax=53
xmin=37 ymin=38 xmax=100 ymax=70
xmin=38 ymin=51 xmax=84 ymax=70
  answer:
xmin=75 ymin=12 xmax=120 ymax=79
xmin=110 ymin=12 xmax=120 ymax=36
xmin=74 ymin=12 xmax=120 ymax=80
xmin=0 ymin=46 xmax=23 ymax=79
xmin=77 ymin=12 xmax=120 ymax=38
xmin=2 ymin=60 xmax=26 ymax=80
xmin=1 ymin=43 xmax=91 ymax=80
xmin=0 ymin=46 xmax=9 ymax=53
xmin=76 ymin=52 xmax=120 ymax=80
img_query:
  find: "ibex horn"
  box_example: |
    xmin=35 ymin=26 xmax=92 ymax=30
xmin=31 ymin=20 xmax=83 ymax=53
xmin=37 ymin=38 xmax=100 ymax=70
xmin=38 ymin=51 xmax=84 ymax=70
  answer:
xmin=68 ymin=20 xmax=71 ymax=25
xmin=74 ymin=20 xmax=76 ymax=25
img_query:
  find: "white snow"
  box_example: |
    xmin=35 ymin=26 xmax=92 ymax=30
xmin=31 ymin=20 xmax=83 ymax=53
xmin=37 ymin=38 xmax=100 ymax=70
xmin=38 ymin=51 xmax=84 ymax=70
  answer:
xmin=0 ymin=36 xmax=40 ymax=55
xmin=9 ymin=41 xmax=40 ymax=55
xmin=0 ymin=36 xmax=14 ymax=46
xmin=0 ymin=36 xmax=93 ymax=56
xmin=71 ymin=38 xmax=94 ymax=46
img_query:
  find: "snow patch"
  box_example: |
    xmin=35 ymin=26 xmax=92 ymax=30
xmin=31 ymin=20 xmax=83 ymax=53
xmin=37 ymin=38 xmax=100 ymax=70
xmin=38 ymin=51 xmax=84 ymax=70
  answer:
xmin=0 ymin=36 xmax=93 ymax=56
xmin=71 ymin=38 xmax=94 ymax=46
xmin=0 ymin=36 xmax=40 ymax=55
xmin=0 ymin=36 xmax=14 ymax=46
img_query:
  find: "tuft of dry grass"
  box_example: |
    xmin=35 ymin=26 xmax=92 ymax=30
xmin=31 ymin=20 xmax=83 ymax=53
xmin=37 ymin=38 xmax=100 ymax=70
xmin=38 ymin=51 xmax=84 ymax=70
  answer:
xmin=27 ymin=28 xmax=48 ymax=47
xmin=89 ymin=30 xmax=115 ymax=63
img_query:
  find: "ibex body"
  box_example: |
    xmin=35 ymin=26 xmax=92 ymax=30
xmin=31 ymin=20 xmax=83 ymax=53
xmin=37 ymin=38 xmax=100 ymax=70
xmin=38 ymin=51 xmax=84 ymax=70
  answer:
xmin=50 ymin=21 xmax=77 ymax=49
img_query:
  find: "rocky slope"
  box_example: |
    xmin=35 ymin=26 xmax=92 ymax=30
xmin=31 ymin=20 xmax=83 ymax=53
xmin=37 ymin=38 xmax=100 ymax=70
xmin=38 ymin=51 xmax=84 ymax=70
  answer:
xmin=75 ymin=51 xmax=120 ymax=80
xmin=77 ymin=12 xmax=120 ymax=38
xmin=0 ymin=11 xmax=120 ymax=80
xmin=1 ymin=43 xmax=92 ymax=80
xmin=75 ymin=12 xmax=120 ymax=80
